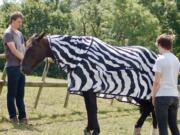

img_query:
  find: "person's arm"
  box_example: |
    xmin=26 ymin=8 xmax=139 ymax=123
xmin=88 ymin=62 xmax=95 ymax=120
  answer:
xmin=6 ymin=41 xmax=24 ymax=60
xmin=179 ymin=62 xmax=180 ymax=75
xmin=152 ymin=72 xmax=161 ymax=106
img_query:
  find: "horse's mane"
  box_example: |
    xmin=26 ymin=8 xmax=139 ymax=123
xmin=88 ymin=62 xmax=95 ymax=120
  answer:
xmin=25 ymin=34 xmax=38 ymax=48
xmin=25 ymin=33 xmax=46 ymax=48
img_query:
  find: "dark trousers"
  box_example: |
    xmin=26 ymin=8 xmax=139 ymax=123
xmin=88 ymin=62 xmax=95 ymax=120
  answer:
xmin=155 ymin=96 xmax=180 ymax=135
xmin=6 ymin=66 xmax=26 ymax=119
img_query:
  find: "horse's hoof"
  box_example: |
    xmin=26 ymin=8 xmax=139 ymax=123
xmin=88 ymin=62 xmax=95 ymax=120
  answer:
xmin=133 ymin=128 xmax=141 ymax=135
xmin=84 ymin=128 xmax=91 ymax=135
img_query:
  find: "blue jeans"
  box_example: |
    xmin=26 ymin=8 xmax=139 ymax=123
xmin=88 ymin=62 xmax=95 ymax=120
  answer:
xmin=6 ymin=66 xmax=26 ymax=119
xmin=155 ymin=96 xmax=180 ymax=135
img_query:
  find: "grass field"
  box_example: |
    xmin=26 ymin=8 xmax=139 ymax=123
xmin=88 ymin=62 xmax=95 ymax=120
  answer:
xmin=0 ymin=75 xmax=179 ymax=135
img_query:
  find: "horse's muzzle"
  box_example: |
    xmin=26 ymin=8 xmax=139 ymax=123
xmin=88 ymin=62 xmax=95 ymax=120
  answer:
xmin=21 ymin=66 xmax=32 ymax=75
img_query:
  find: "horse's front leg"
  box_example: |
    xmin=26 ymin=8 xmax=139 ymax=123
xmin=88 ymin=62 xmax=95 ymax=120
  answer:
xmin=83 ymin=90 xmax=100 ymax=135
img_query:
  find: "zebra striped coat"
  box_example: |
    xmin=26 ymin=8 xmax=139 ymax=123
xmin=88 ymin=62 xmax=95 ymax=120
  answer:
xmin=48 ymin=35 xmax=157 ymax=103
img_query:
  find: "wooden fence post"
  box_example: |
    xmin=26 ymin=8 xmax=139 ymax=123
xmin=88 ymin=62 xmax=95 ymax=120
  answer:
xmin=64 ymin=91 xmax=70 ymax=108
xmin=34 ymin=58 xmax=50 ymax=108
xmin=110 ymin=99 xmax=114 ymax=105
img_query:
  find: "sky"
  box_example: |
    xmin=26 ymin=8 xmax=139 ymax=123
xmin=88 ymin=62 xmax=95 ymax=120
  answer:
xmin=0 ymin=0 xmax=3 ymax=5
xmin=0 ymin=0 xmax=22 ymax=5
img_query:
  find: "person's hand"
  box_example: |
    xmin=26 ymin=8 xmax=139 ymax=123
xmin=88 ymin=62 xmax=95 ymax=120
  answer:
xmin=20 ymin=53 xmax=24 ymax=60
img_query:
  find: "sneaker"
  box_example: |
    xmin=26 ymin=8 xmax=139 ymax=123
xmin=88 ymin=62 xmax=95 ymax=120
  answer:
xmin=10 ymin=117 xmax=18 ymax=124
xmin=19 ymin=118 xmax=28 ymax=125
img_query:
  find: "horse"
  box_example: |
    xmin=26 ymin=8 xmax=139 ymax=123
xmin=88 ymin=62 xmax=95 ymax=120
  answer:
xmin=21 ymin=33 xmax=158 ymax=135
xmin=133 ymin=98 xmax=158 ymax=135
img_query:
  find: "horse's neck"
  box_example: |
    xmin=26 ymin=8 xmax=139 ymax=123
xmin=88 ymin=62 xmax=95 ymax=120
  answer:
xmin=48 ymin=50 xmax=54 ymax=59
xmin=44 ymin=38 xmax=55 ymax=59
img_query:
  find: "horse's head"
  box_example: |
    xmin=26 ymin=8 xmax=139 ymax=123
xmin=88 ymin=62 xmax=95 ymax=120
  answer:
xmin=21 ymin=33 xmax=53 ymax=75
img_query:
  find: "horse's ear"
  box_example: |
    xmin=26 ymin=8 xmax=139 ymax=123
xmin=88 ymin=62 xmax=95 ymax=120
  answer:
xmin=37 ymin=32 xmax=46 ymax=40
xmin=33 ymin=33 xmax=38 ymax=38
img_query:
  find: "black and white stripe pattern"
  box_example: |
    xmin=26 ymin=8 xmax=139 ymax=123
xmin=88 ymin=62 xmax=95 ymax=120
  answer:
xmin=48 ymin=35 xmax=157 ymax=103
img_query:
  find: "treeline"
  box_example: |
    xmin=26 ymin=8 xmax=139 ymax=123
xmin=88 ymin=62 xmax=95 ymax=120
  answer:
xmin=0 ymin=0 xmax=179 ymax=78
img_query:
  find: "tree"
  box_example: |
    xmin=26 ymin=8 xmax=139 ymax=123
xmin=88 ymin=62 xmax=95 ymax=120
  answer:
xmin=72 ymin=0 xmax=103 ymax=37
xmin=21 ymin=0 xmax=74 ymax=36
xmin=138 ymin=0 xmax=180 ymax=57
xmin=110 ymin=0 xmax=161 ymax=48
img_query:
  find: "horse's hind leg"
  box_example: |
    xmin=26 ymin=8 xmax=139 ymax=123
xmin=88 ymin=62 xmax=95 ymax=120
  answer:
xmin=83 ymin=90 xmax=100 ymax=135
xmin=135 ymin=109 xmax=150 ymax=128
xmin=134 ymin=105 xmax=151 ymax=135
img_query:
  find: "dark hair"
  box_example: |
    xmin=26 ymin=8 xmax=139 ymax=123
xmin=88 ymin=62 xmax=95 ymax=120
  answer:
xmin=9 ymin=11 xmax=24 ymax=24
xmin=156 ymin=34 xmax=174 ymax=50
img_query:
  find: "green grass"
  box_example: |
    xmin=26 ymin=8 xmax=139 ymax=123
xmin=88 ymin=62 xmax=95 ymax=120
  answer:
xmin=0 ymin=75 xmax=179 ymax=135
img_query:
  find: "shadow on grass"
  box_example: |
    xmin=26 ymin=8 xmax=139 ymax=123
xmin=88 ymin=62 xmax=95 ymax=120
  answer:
xmin=11 ymin=123 xmax=42 ymax=132
xmin=20 ymin=108 xmax=112 ymax=127
xmin=0 ymin=106 xmax=142 ymax=132
xmin=31 ymin=115 xmax=111 ymax=127
xmin=25 ymin=107 xmax=141 ymax=128
xmin=26 ymin=106 xmax=140 ymax=126
xmin=0 ymin=128 xmax=8 ymax=133
xmin=0 ymin=116 xmax=42 ymax=132
xmin=117 ymin=107 xmax=138 ymax=112
xmin=30 ymin=110 xmax=84 ymax=121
